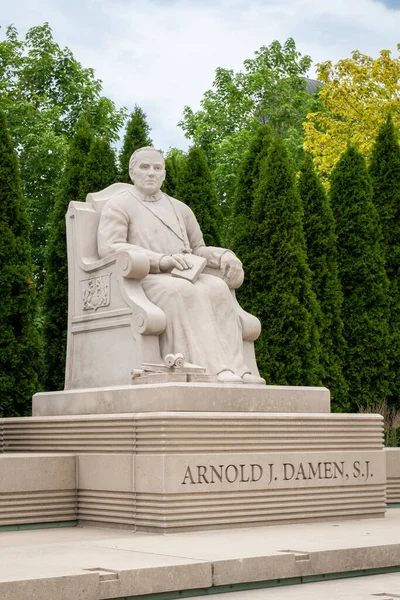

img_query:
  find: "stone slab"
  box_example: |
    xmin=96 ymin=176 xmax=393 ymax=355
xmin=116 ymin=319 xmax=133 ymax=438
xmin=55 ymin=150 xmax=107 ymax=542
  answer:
xmin=31 ymin=383 xmax=330 ymax=416
xmin=0 ymin=509 xmax=399 ymax=600
xmin=3 ymin=411 xmax=379 ymax=455
xmin=201 ymin=573 xmax=400 ymax=600
xmin=0 ymin=453 xmax=76 ymax=493
xmin=135 ymin=450 xmax=384 ymax=494
xmin=0 ymin=453 xmax=77 ymax=527
xmin=386 ymin=447 xmax=400 ymax=503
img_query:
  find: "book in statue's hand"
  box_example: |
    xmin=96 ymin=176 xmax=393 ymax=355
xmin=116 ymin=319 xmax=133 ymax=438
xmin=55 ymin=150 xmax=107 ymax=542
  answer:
xmin=171 ymin=254 xmax=207 ymax=283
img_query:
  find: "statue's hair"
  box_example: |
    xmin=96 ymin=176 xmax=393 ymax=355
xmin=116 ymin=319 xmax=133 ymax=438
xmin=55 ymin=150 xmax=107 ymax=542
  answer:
xmin=128 ymin=146 xmax=165 ymax=174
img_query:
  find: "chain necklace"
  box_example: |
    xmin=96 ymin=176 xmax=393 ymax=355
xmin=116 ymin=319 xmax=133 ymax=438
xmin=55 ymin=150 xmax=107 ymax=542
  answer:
xmin=165 ymin=195 xmax=192 ymax=254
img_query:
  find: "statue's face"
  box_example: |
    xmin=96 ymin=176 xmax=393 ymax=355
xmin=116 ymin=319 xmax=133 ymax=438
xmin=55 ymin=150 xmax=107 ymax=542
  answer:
xmin=131 ymin=150 xmax=165 ymax=195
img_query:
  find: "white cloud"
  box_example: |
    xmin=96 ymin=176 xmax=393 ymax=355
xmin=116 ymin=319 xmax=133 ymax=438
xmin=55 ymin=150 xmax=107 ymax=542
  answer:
xmin=1 ymin=0 xmax=400 ymax=150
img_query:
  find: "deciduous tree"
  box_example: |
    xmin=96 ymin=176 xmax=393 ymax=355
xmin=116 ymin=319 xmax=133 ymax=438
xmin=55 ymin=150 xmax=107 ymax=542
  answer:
xmin=304 ymin=47 xmax=400 ymax=180
xmin=179 ymin=39 xmax=314 ymax=205
xmin=0 ymin=23 xmax=126 ymax=290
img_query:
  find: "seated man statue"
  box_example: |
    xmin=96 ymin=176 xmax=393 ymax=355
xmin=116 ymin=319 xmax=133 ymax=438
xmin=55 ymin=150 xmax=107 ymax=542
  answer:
xmin=97 ymin=146 xmax=264 ymax=384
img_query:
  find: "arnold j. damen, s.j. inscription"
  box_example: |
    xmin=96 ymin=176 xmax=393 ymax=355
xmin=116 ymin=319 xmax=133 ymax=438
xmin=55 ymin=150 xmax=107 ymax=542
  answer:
xmin=181 ymin=460 xmax=373 ymax=485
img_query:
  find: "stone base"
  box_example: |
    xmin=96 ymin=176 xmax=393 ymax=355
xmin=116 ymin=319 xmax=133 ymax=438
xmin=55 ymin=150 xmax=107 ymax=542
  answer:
xmin=1 ymin=407 xmax=385 ymax=532
xmin=0 ymin=453 xmax=76 ymax=527
xmin=386 ymin=448 xmax=400 ymax=504
xmin=31 ymin=383 xmax=330 ymax=416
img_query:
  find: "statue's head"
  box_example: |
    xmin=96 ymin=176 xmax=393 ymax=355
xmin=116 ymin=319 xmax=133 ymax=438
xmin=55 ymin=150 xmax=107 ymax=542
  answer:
xmin=129 ymin=147 xmax=166 ymax=196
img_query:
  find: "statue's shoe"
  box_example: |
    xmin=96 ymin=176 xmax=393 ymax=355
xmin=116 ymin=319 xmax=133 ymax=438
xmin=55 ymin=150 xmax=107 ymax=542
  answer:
xmin=216 ymin=370 xmax=243 ymax=384
xmin=242 ymin=373 xmax=266 ymax=385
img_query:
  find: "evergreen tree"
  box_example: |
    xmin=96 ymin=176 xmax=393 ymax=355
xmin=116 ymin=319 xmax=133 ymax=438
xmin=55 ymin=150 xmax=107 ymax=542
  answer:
xmin=119 ymin=106 xmax=152 ymax=182
xmin=298 ymin=154 xmax=348 ymax=411
xmin=252 ymin=136 xmax=321 ymax=385
xmin=0 ymin=110 xmax=41 ymax=416
xmin=162 ymin=148 xmax=185 ymax=199
xmin=79 ymin=137 xmax=118 ymax=197
xmin=369 ymin=115 xmax=400 ymax=407
xmin=177 ymin=146 xmax=221 ymax=246
xmin=42 ymin=112 xmax=93 ymax=391
xmin=330 ymin=146 xmax=390 ymax=410
xmin=230 ymin=125 xmax=272 ymax=313
xmin=233 ymin=125 xmax=272 ymax=221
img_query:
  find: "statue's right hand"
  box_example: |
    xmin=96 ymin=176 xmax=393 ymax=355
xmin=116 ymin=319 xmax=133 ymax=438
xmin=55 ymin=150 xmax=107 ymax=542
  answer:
xmin=160 ymin=254 xmax=192 ymax=272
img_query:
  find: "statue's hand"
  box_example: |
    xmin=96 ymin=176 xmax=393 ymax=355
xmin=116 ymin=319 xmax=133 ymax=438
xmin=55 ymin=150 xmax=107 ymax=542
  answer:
xmin=160 ymin=254 xmax=192 ymax=272
xmin=220 ymin=252 xmax=243 ymax=287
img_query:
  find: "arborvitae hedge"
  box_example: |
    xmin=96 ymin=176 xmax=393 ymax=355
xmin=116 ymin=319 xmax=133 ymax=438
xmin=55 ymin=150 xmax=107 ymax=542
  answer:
xmin=119 ymin=106 xmax=152 ymax=182
xmin=42 ymin=112 xmax=93 ymax=391
xmin=177 ymin=146 xmax=221 ymax=246
xmin=252 ymin=136 xmax=321 ymax=385
xmin=79 ymin=137 xmax=118 ymax=197
xmin=330 ymin=146 xmax=390 ymax=410
xmin=163 ymin=150 xmax=185 ymax=199
xmin=369 ymin=115 xmax=400 ymax=407
xmin=0 ymin=110 xmax=41 ymax=416
xmin=298 ymin=154 xmax=348 ymax=411
xmin=230 ymin=125 xmax=272 ymax=314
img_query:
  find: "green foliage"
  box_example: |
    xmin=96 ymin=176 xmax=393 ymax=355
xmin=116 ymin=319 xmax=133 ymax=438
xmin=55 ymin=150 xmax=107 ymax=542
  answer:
xmin=251 ymin=136 xmax=321 ymax=385
xmin=0 ymin=23 xmax=127 ymax=291
xmin=0 ymin=110 xmax=42 ymax=416
xmin=162 ymin=148 xmax=186 ymax=199
xmin=42 ymin=112 xmax=94 ymax=391
xmin=330 ymin=146 xmax=391 ymax=409
xmin=233 ymin=125 xmax=273 ymax=220
xmin=179 ymin=38 xmax=315 ymax=204
xmin=230 ymin=125 xmax=272 ymax=313
xmin=358 ymin=400 xmax=400 ymax=447
xmin=298 ymin=154 xmax=348 ymax=411
xmin=79 ymin=138 xmax=118 ymax=197
xmin=119 ymin=105 xmax=152 ymax=182
xmin=369 ymin=115 xmax=400 ymax=407
xmin=176 ymin=146 xmax=222 ymax=247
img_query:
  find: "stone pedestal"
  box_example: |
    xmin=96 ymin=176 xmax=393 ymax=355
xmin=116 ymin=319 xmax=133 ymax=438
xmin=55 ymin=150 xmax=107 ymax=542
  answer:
xmin=0 ymin=454 xmax=76 ymax=527
xmin=0 ymin=384 xmax=386 ymax=532
xmin=31 ymin=383 xmax=330 ymax=416
xmin=386 ymin=448 xmax=400 ymax=504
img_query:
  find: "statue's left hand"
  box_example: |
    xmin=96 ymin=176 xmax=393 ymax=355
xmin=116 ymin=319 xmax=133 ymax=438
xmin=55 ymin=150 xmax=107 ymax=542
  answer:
xmin=220 ymin=252 xmax=244 ymax=288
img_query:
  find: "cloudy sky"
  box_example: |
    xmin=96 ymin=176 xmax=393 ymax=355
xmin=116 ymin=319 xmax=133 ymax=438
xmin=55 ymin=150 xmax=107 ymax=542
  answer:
xmin=2 ymin=0 xmax=400 ymax=151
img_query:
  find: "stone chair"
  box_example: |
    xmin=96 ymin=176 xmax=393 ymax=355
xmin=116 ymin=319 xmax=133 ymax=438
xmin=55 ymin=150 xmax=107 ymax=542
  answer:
xmin=65 ymin=183 xmax=262 ymax=390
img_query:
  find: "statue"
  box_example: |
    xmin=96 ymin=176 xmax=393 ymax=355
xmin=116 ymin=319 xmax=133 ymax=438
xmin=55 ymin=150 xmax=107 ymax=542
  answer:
xmin=97 ymin=146 xmax=264 ymax=385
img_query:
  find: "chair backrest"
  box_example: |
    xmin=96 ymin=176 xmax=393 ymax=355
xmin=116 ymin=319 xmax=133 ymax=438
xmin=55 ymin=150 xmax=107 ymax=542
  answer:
xmin=67 ymin=183 xmax=134 ymax=265
xmin=86 ymin=182 xmax=133 ymax=214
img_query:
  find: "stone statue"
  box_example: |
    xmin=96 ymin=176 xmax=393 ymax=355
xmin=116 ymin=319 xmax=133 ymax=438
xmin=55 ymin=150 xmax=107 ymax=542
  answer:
xmin=97 ymin=146 xmax=264 ymax=385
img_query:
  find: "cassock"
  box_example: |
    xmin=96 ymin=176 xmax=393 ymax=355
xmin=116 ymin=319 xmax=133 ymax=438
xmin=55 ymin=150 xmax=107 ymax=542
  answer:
xmin=97 ymin=185 xmax=249 ymax=376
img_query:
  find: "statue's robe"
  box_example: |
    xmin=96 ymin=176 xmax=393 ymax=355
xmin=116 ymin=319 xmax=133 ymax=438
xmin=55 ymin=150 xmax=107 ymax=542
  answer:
xmin=97 ymin=186 xmax=249 ymax=376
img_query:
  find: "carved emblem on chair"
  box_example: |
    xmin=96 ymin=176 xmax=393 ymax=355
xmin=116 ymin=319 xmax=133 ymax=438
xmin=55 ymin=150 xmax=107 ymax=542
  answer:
xmin=81 ymin=275 xmax=110 ymax=311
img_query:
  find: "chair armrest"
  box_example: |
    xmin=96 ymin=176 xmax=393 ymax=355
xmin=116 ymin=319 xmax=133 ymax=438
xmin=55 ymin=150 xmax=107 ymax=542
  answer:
xmin=80 ymin=250 xmax=150 ymax=280
xmin=78 ymin=249 xmax=164 ymax=335
xmin=203 ymin=265 xmax=244 ymax=289
xmin=203 ymin=266 xmax=260 ymax=341
xmin=232 ymin=293 xmax=261 ymax=341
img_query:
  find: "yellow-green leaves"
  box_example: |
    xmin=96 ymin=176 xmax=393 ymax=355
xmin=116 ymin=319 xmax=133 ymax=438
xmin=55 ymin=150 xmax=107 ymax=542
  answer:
xmin=304 ymin=46 xmax=400 ymax=180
